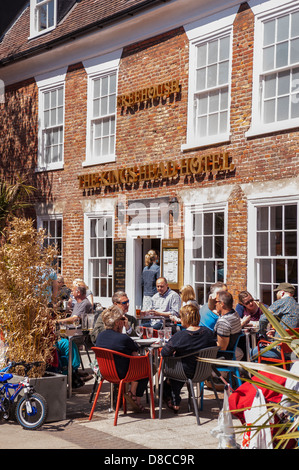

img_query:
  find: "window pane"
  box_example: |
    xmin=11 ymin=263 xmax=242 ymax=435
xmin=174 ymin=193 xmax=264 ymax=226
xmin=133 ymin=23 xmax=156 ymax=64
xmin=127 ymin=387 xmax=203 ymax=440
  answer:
xmin=285 ymin=232 xmax=297 ymax=255
xmin=195 ymin=261 xmax=204 ymax=281
xmin=219 ymin=61 xmax=229 ymax=85
xmin=196 ymin=68 xmax=206 ymax=91
xmin=207 ymin=65 xmax=217 ymax=88
xmin=270 ymin=205 xmax=282 ymax=230
xmin=264 ymin=74 xmax=276 ymax=99
xmin=203 ymin=236 xmax=213 ymax=258
xmin=291 ymin=12 xmax=299 ymax=38
xmin=278 ymin=70 xmax=290 ymax=95
xmin=276 ymin=42 xmax=289 ymax=68
xmin=209 ymin=91 xmax=219 ymax=113
xmin=263 ymin=46 xmax=275 ymax=71
xmin=260 ymin=259 xmax=271 ymax=283
xmin=219 ymin=36 xmax=230 ymax=61
xmin=264 ymin=20 xmax=275 ymax=46
xmin=270 ymin=232 xmax=282 ymax=256
xmin=204 ymin=213 xmax=213 ymax=235
xmin=208 ymin=40 xmax=218 ymax=65
xmin=277 ymin=15 xmax=289 ymax=42
xmin=277 ymin=95 xmax=289 ymax=120
xmin=215 ymin=212 xmax=224 ymax=234
xmin=257 ymin=232 xmax=268 ymax=256
xmin=206 ymin=261 xmax=215 ymax=282
xmin=274 ymin=259 xmax=285 ymax=283
xmin=197 ymin=44 xmax=207 ymax=67
xmin=208 ymin=113 xmax=218 ymax=135
xmin=198 ymin=96 xmax=208 ymax=115
xmin=264 ymin=99 xmax=275 ymax=123
xmin=215 ymin=236 xmax=224 ymax=258
xmin=291 ymin=37 xmax=299 ymax=64
xmin=257 ymin=207 xmax=268 ymax=230
xmin=285 ymin=205 xmax=297 ymax=229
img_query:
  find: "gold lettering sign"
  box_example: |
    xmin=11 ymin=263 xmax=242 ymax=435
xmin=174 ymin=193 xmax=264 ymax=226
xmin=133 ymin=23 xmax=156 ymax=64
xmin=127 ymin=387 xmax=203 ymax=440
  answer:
xmin=78 ymin=153 xmax=234 ymax=190
xmin=117 ymin=79 xmax=180 ymax=108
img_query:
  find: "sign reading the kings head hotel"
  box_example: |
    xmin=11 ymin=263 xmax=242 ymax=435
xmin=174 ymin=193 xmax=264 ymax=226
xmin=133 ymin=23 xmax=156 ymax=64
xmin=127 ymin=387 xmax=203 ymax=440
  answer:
xmin=78 ymin=153 xmax=235 ymax=190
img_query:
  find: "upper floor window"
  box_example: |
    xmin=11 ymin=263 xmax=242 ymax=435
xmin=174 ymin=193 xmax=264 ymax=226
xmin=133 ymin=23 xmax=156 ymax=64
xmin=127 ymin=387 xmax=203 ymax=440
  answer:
xmin=90 ymin=72 xmax=117 ymax=162
xmin=30 ymin=0 xmax=56 ymax=38
xmin=182 ymin=10 xmax=236 ymax=151
xmin=83 ymin=51 xmax=121 ymax=166
xmin=247 ymin=1 xmax=299 ymax=137
xmin=35 ymin=69 xmax=66 ymax=172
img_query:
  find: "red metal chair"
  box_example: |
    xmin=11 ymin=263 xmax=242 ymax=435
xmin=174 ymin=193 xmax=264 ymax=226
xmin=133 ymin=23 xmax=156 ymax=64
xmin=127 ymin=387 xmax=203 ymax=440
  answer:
xmin=89 ymin=347 xmax=155 ymax=426
xmin=257 ymin=328 xmax=299 ymax=370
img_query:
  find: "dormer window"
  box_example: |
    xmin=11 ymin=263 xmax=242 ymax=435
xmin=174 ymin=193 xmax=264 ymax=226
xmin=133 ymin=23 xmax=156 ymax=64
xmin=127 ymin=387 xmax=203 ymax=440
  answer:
xmin=30 ymin=0 xmax=56 ymax=38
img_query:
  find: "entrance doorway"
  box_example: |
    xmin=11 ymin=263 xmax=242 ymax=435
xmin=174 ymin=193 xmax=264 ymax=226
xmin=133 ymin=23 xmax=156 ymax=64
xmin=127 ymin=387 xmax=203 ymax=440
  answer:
xmin=135 ymin=238 xmax=161 ymax=310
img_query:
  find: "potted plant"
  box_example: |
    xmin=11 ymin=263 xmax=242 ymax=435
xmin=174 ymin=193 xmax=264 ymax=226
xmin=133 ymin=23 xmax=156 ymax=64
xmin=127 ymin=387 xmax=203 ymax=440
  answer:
xmin=0 ymin=217 xmax=67 ymax=422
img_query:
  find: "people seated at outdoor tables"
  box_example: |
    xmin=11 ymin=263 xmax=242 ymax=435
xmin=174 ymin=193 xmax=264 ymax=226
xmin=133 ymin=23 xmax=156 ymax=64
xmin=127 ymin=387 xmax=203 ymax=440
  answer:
xmin=95 ymin=305 xmax=148 ymax=412
xmin=235 ymin=290 xmax=263 ymax=328
xmin=161 ymin=304 xmax=217 ymax=413
xmin=252 ymin=283 xmax=299 ymax=361
xmin=58 ymin=280 xmax=93 ymax=325
xmin=112 ymin=291 xmax=137 ymax=336
xmin=199 ymin=282 xmax=227 ymax=331
xmin=142 ymin=277 xmax=181 ymax=330
xmin=213 ymin=291 xmax=243 ymax=361
xmin=67 ymin=278 xmax=94 ymax=312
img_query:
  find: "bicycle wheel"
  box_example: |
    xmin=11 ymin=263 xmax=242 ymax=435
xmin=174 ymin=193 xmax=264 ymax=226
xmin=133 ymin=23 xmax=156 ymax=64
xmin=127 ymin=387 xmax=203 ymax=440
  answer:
xmin=15 ymin=393 xmax=48 ymax=430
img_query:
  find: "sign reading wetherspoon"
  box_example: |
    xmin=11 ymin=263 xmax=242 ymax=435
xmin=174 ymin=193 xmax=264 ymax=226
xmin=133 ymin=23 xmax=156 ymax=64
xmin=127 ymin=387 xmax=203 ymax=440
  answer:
xmin=117 ymin=79 xmax=180 ymax=108
xmin=78 ymin=152 xmax=234 ymax=190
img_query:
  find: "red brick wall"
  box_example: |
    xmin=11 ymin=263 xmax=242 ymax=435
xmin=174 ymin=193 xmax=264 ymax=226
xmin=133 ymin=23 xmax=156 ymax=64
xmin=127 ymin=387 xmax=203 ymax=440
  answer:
xmin=1 ymin=4 xmax=299 ymax=299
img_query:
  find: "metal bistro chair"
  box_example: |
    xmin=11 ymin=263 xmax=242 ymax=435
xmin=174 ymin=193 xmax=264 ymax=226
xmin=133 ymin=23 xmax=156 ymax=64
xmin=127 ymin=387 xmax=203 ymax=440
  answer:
xmin=158 ymin=346 xmax=220 ymax=425
xmin=89 ymin=347 xmax=155 ymax=426
xmin=216 ymin=333 xmax=244 ymax=389
xmin=257 ymin=328 xmax=299 ymax=370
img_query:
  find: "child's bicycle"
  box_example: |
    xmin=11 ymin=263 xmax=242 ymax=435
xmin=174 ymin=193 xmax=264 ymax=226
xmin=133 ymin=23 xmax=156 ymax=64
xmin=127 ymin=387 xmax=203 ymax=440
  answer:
xmin=0 ymin=361 xmax=48 ymax=430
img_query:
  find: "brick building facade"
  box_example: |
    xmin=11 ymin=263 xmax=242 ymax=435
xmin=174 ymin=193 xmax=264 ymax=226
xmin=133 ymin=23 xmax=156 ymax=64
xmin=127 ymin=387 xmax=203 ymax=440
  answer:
xmin=0 ymin=0 xmax=298 ymax=313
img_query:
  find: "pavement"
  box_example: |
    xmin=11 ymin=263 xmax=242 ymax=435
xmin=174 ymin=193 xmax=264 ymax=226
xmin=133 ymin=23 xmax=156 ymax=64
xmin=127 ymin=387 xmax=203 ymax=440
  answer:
xmin=0 ymin=350 xmax=242 ymax=456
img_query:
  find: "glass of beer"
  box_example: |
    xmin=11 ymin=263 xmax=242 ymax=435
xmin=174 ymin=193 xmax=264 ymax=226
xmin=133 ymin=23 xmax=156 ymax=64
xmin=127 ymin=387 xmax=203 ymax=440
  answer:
xmin=136 ymin=305 xmax=141 ymax=318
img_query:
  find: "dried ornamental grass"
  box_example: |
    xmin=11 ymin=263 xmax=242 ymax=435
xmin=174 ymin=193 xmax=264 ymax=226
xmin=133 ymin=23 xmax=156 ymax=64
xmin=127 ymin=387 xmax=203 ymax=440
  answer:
xmin=0 ymin=218 xmax=58 ymax=377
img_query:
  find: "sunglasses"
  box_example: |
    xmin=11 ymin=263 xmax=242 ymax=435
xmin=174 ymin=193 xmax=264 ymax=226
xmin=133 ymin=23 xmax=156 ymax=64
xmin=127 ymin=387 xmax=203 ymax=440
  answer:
xmin=118 ymin=300 xmax=129 ymax=305
xmin=244 ymin=299 xmax=254 ymax=306
xmin=119 ymin=316 xmax=126 ymax=321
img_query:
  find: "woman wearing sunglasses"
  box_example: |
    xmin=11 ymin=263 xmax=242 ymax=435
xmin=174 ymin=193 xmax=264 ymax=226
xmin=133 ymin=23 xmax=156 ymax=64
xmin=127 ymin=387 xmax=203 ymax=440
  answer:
xmin=235 ymin=291 xmax=263 ymax=328
xmin=96 ymin=305 xmax=148 ymax=412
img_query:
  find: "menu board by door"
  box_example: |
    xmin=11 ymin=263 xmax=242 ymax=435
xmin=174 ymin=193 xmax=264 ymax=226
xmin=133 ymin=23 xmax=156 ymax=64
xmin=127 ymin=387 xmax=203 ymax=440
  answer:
xmin=113 ymin=241 xmax=126 ymax=292
xmin=161 ymin=239 xmax=184 ymax=291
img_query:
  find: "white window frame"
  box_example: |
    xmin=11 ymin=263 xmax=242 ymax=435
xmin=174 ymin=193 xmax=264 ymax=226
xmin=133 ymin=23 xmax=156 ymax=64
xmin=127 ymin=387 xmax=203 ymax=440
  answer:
xmin=37 ymin=214 xmax=63 ymax=273
xmin=83 ymin=51 xmax=122 ymax=166
xmin=29 ymin=0 xmax=57 ymax=39
xmin=247 ymin=0 xmax=299 ymax=137
xmin=184 ymin=201 xmax=228 ymax=305
xmin=35 ymin=69 xmax=66 ymax=172
xmin=248 ymin=194 xmax=299 ymax=305
xmin=84 ymin=211 xmax=114 ymax=306
xmin=182 ymin=9 xmax=237 ymax=151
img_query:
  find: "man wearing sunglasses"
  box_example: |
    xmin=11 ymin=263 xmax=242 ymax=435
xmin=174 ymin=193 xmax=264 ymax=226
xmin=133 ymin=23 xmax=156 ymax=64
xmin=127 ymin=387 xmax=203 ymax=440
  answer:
xmin=112 ymin=291 xmax=137 ymax=336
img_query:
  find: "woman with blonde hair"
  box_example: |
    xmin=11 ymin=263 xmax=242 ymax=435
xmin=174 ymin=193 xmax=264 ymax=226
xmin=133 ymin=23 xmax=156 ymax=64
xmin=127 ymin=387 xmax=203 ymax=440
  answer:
xmin=161 ymin=304 xmax=216 ymax=413
xmin=179 ymin=285 xmax=200 ymax=310
xmin=141 ymin=249 xmax=160 ymax=311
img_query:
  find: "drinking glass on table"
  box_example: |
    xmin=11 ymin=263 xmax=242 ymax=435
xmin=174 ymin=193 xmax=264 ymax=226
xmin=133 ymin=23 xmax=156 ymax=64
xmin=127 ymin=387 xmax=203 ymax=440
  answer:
xmin=135 ymin=305 xmax=141 ymax=318
xmin=158 ymin=329 xmax=165 ymax=345
xmin=146 ymin=327 xmax=153 ymax=339
xmin=136 ymin=325 xmax=143 ymax=338
xmin=164 ymin=327 xmax=172 ymax=341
